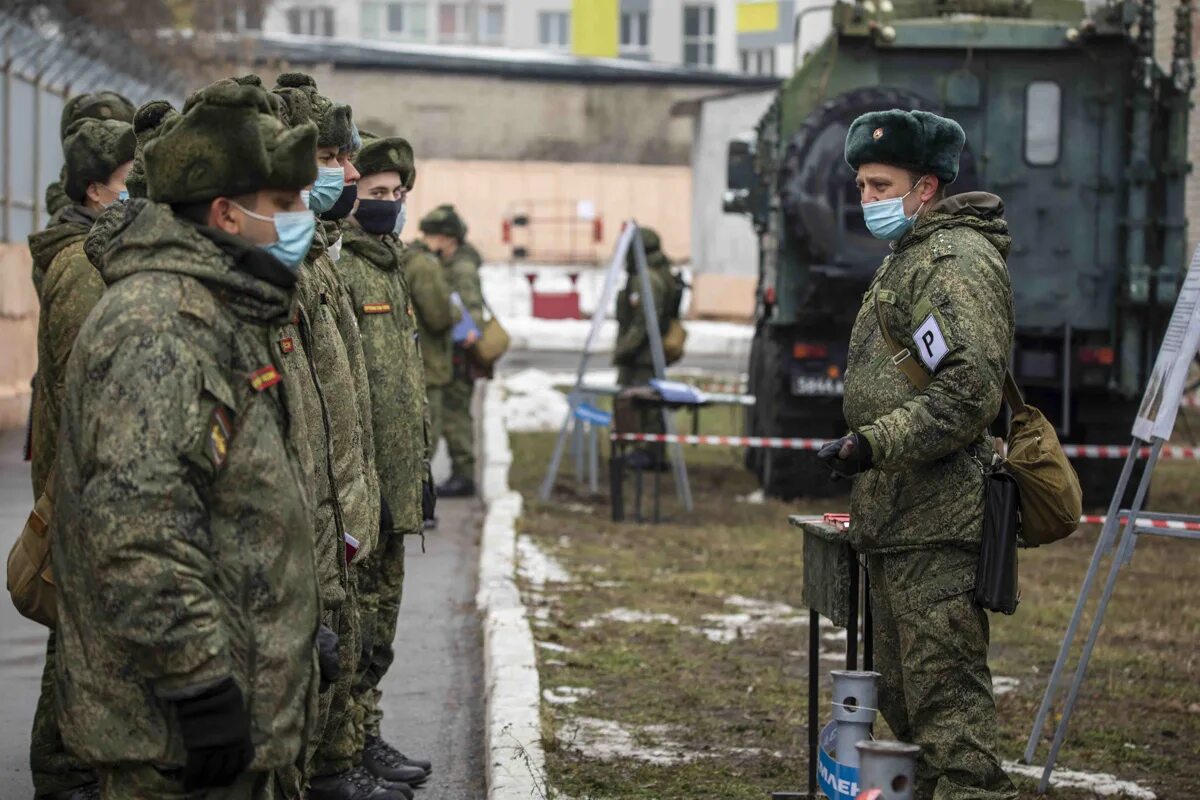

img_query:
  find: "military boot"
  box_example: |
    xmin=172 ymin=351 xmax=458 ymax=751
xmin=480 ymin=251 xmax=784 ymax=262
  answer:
xmin=307 ymin=765 xmax=413 ymax=800
xmin=364 ymin=735 xmax=432 ymax=780
xmin=436 ymin=475 xmax=475 ymax=497
xmin=37 ymin=784 xmax=100 ymax=800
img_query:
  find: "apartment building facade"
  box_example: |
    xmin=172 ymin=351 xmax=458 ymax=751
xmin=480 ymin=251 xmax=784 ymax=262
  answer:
xmin=261 ymin=0 xmax=832 ymax=77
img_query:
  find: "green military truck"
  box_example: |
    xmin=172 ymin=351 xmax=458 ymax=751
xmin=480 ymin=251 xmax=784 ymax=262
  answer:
xmin=727 ymin=0 xmax=1195 ymax=500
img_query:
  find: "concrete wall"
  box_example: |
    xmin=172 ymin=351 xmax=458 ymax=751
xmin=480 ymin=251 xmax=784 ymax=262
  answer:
xmin=688 ymin=89 xmax=774 ymax=278
xmin=0 ymin=245 xmax=37 ymax=434
xmin=247 ymin=64 xmax=723 ymax=164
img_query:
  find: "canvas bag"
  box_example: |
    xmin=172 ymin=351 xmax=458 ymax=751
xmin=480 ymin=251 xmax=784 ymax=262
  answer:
xmin=472 ymin=298 xmax=510 ymax=367
xmin=874 ymin=293 xmax=1082 ymax=546
xmin=7 ymin=470 xmax=58 ymax=628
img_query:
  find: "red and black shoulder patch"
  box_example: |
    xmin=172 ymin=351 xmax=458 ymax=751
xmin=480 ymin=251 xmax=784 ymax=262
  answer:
xmin=279 ymin=337 xmax=295 ymax=355
xmin=248 ymin=365 xmax=282 ymax=392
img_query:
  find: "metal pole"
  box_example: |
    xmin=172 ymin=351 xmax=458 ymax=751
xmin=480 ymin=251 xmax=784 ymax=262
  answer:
xmin=807 ymin=609 xmax=820 ymax=797
xmin=588 ymin=422 xmax=599 ymax=494
xmin=1022 ymin=440 xmax=1142 ymax=763
xmin=846 ymin=559 xmax=859 ymax=670
xmin=863 ymin=567 xmax=873 ymax=672
xmin=831 ymin=670 xmax=880 ymax=768
xmin=1038 ymin=438 xmax=1164 ymax=791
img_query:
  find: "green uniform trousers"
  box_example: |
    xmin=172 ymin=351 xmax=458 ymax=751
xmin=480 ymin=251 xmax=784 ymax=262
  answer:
xmin=427 ymin=384 xmax=444 ymax=458
xmin=308 ymin=581 xmax=363 ymax=777
xmin=867 ymin=548 xmax=1017 ymax=800
xmin=99 ymin=765 xmax=280 ymax=800
xmin=617 ymin=365 xmax=664 ymax=437
xmin=31 ymin=632 xmax=94 ymax=795
xmin=354 ymin=529 xmax=407 ymax=739
xmin=443 ymin=371 xmax=475 ymax=481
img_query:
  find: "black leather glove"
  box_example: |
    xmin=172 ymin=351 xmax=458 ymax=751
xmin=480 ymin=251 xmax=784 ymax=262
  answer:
xmin=316 ymin=624 xmax=340 ymax=693
xmin=174 ymin=678 xmax=254 ymax=790
xmin=422 ymin=478 xmax=437 ymax=522
xmin=379 ymin=496 xmax=394 ymax=534
xmin=817 ymin=433 xmax=873 ymax=479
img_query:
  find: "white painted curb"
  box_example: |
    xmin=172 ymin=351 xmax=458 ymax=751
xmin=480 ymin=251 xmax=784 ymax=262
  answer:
xmin=477 ymin=379 xmax=547 ymax=800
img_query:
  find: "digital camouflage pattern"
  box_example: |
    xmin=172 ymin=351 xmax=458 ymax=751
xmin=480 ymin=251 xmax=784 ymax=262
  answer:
xmin=867 ymin=548 xmax=1017 ymax=800
xmin=845 ymin=192 xmax=1016 ymax=800
xmin=441 ymin=240 xmax=484 ymax=479
xmin=402 ymin=240 xmax=454 ymax=388
xmin=843 ymin=192 xmax=1014 ymax=554
xmin=335 ymin=223 xmax=427 ymax=740
xmin=100 ymin=762 xmax=276 ymax=800
xmin=125 ymin=100 xmax=178 ymax=199
xmin=51 ymin=201 xmax=320 ymax=786
xmin=61 ymin=118 xmax=135 ymax=203
xmin=27 ymin=205 xmax=100 ymax=499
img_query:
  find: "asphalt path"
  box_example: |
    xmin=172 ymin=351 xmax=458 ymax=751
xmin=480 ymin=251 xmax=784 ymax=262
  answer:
xmin=0 ymin=429 xmax=485 ymax=799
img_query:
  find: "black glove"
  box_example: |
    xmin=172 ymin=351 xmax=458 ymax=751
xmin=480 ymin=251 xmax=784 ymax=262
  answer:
xmin=422 ymin=478 xmax=437 ymax=522
xmin=817 ymin=433 xmax=873 ymax=479
xmin=174 ymin=678 xmax=254 ymax=791
xmin=316 ymin=624 xmax=340 ymax=693
xmin=379 ymin=496 xmax=394 ymax=534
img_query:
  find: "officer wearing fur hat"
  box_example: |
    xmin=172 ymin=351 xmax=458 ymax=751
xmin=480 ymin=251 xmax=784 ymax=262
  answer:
xmin=43 ymin=91 xmax=135 ymax=221
xmin=337 ymin=133 xmax=435 ymax=795
xmin=419 ymin=204 xmax=483 ymax=497
xmin=817 ymin=109 xmax=1017 ymax=800
xmin=23 ymin=113 xmax=134 ymax=800
xmin=50 ymin=82 xmax=328 ymax=800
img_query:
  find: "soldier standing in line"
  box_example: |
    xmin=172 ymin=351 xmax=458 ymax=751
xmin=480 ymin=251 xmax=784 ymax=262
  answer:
xmin=336 ymin=134 xmax=434 ymax=792
xmin=419 ymin=204 xmax=483 ymax=498
xmin=42 ymin=92 xmax=135 ymax=222
xmin=24 ymin=110 xmax=135 ymax=800
xmin=818 ymin=109 xmax=1018 ymax=800
xmin=51 ymin=82 xmax=330 ymax=800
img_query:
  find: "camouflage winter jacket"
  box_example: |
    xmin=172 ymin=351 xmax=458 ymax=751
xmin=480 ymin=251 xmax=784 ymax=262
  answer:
xmin=336 ymin=223 xmax=427 ymax=535
xmin=51 ymin=200 xmax=320 ymax=773
xmin=27 ymin=204 xmax=101 ymax=499
xmin=843 ymin=192 xmax=1014 ymax=554
xmin=444 ymin=241 xmax=484 ymax=326
xmin=613 ymin=257 xmax=671 ymax=369
xmin=402 ymin=240 xmax=454 ymax=388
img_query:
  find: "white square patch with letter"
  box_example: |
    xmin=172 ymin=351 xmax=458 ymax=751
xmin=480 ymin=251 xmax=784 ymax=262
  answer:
xmin=913 ymin=313 xmax=949 ymax=372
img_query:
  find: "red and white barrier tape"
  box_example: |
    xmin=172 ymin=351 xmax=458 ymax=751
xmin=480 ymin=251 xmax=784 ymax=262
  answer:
xmin=610 ymin=432 xmax=1200 ymax=460
xmin=1079 ymin=515 xmax=1200 ymax=532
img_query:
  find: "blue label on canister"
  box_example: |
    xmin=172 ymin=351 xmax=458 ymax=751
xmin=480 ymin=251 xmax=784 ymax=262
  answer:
xmin=818 ymin=721 xmax=860 ymax=800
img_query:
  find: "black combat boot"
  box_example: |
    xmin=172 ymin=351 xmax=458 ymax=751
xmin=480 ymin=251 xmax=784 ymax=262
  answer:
xmin=307 ymin=765 xmax=412 ymax=800
xmin=38 ymin=784 xmax=100 ymax=800
xmin=436 ymin=475 xmax=475 ymax=497
xmin=364 ymin=735 xmax=433 ymax=782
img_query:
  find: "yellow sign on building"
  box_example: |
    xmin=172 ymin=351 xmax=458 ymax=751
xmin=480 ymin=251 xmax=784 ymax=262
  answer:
xmin=572 ymin=0 xmax=620 ymax=58
xmin=737 ymin=1 xmax=780 ymax=33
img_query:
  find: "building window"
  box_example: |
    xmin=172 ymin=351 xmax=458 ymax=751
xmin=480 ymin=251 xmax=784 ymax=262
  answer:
xmin=479 ymin=3 xmax=504 ymax=44
xmin=362 ymin=0 xmax=427 ymax=40
xmin=683 ymin=4 xmax=716 ymax=68
xmin=438 ymin=2 xmax=472 ymax=43
xmin=539 ymin=11 xmax=569 ymax=50
xmin=739 ymin=47 xmax=775 ymax=76
xmin=1025 ymin=81 xmax=1062 ymax=165
xmin=620 ymin=10 xmax=649 ymax=54
xmin=286 ymin=5 xmax=335 ymax=36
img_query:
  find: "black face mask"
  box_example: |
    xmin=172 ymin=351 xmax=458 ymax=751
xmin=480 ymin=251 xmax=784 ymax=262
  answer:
xmin=320 ymin=183 xmax=358 ymax=222
xmin=355 ymin=198 xmax=402 ymax=235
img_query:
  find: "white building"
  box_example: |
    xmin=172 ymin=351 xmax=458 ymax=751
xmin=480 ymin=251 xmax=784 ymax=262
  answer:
xmin=261 ymin=0 xmax=832 ymax=77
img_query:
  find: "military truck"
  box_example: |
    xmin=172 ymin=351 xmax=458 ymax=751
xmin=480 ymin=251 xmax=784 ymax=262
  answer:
xmin=726 ymin=0 xmax=1195 ymax=500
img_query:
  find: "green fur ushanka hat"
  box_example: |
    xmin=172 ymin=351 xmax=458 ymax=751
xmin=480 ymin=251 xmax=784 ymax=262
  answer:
xmin=62 ymin=118 xmax=136 ymax=202
xmin=352 ymin=135 xmax=415 ymax=186
xmin=145 ymin=82 xmax=317 ymax=205
xmin=125 ymin=100 xmax=179 ymax=199
xmin=844 ymin=109 xmax=966 ymax=184
xmin=59 ymin=91 xmax=135 ymax=142
xmin=419 ymin=203 xmax=466 ymax=240
xmin=273 ymin=73 xmax=354 ymax=149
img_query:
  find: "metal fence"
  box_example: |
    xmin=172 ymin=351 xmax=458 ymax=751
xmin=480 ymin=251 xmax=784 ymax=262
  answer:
xmin=0 ymin=11 xmax=185 ymax=242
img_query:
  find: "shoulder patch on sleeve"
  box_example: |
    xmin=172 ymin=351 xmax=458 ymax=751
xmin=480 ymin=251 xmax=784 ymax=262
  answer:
xmin=912 ymin=313 xmax=949 ymax=372
xmin=362 ymin=302 xmax=393 ymax=315
xmin=248 ymin=364 xmax=282 ymax=392
xmin=207 ymin=406 xmax=233 ymax=468
xmin=279 ymin=337 xmax=295 ymax=355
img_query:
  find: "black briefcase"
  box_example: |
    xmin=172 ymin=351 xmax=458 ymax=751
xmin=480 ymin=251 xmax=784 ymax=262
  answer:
xmin=975 ymin=469 xmax=1021 ymax=615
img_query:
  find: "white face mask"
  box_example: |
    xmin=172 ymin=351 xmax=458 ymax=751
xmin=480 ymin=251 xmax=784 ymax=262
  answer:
xmin=328 ymin=237 xmax=342 ymax=263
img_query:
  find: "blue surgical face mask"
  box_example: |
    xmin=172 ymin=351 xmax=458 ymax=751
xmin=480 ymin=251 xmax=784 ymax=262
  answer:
xmin=393 ymin=202 xmax=408 ymax=236
xmin=117 ymin=189 xmax=129 ymax=202
xmin=233 ymin=201 xmax=316 ymax=272
xmin=862 ymin=178 xmax=927 ymax=241
xmin=308 ymin=167 xmax=347 ymax=215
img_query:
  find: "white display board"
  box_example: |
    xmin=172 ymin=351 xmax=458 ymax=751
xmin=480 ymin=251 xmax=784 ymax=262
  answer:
xmin=1133 ymin=244 xmax=1200 ymax=441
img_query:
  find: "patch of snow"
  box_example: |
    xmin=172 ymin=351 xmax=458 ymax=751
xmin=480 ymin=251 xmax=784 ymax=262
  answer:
xmin=737 ymin=489 xmax=766 ymax=504
xmin=536 ymin=641 xmax=573 ymax=654
xmin=1003 ymin=762 xmax=1155 ymax=799
xmin=517 ymin=534 xmax=572 ymax=588
xmin=563 ymin=503 xmax=596 ymax=515
xmin=499 ymin=369 xmax=571 ymax=433
xmin=688 ymin=595 xmax=809 ymax=643
xmin=992 ymin=676 xmax=1020 ymax=697
xmin=579 ymin=608 xmax=681 ymax=628
xmin=593 ymin=580 xmax=625 ymax=589
xmin=556 ymin=716 xmax=784 ymax=766
xmin=543 ymin=686 xmax=595 ymax=706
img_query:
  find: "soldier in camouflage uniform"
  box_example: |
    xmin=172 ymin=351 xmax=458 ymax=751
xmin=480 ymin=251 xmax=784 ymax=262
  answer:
xmin=419 ymin=205 xmax=482 ymax=497
xmin=42 ymin=92 xmax=135 ymax=221
xmin=818 ymin=109 xmax=1018 ymax=800
xmin=51 ymin=82 xmax=328 ymax=800
xmin=335 ymin=135 xmax=434 ymax=793
xmin=25 ymin=110 xmax=135 ymax=800
xmin=268 ymin=74 xmax=423 ymax=800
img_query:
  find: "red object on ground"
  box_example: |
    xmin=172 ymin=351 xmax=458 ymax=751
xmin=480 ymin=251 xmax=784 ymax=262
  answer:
xmin=532 ymin=292 xmax=581 ymax=319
